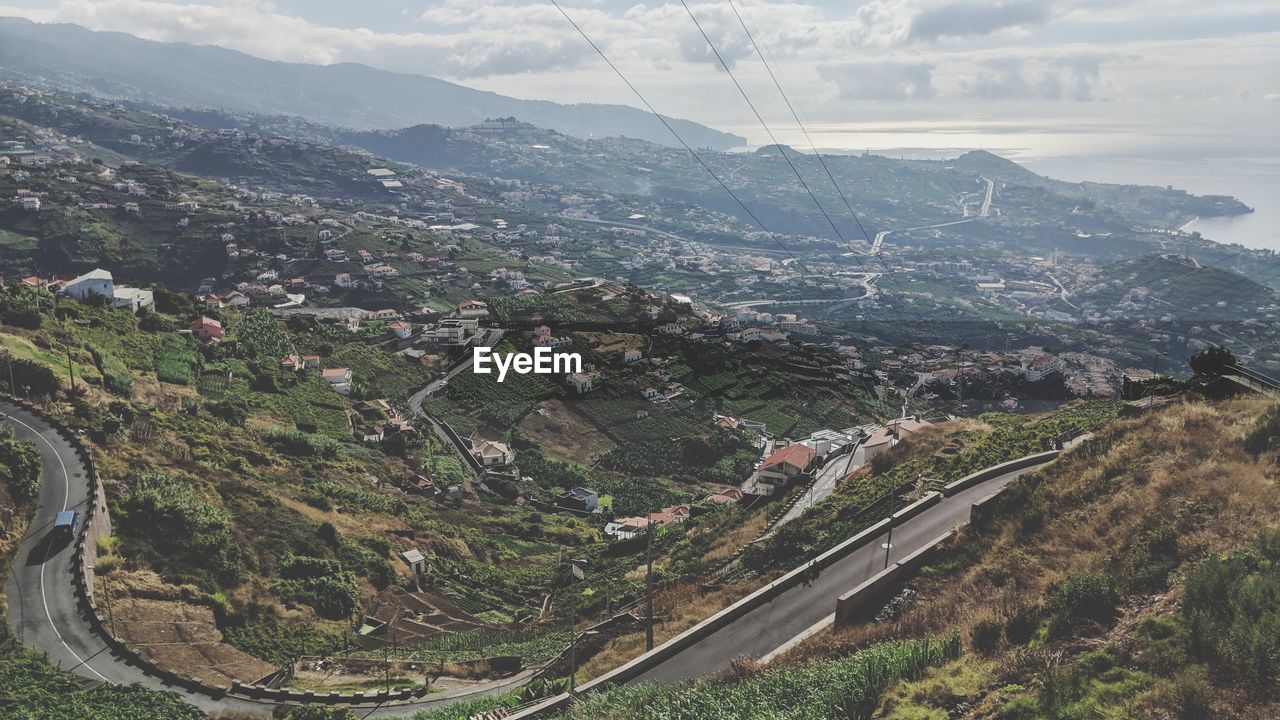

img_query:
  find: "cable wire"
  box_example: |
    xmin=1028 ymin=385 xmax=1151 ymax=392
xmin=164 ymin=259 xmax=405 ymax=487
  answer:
xmin=547 ymin=0 xmax=814 ymax=278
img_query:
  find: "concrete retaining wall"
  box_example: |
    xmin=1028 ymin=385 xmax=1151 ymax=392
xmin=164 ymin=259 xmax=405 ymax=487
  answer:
xmin=507 ymin=514 xmax=910 ymax=719
xmin=941 ymin=450 xmax=1059 ymax=497
xmin=834 ymin=529 xmax=954 ymax=626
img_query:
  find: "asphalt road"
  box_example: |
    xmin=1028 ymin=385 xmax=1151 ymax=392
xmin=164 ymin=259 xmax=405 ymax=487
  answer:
xmin=629 ymin=461 xmax=1048 ymax=685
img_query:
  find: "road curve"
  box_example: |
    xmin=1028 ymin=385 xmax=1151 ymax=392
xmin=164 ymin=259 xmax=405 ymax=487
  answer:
xmin=629 ymin=460 xmax=1047 ymax=685
xmin=0 ymin=400 xmax=532 ymax=718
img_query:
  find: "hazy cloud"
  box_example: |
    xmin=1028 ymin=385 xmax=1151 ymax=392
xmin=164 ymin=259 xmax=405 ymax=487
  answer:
xmin=909 ymin=0 xmax=1054 ymax=42
xmin=956 ymin=54 xmax=1106 ymax=100
xmin=818 ymin=60 xmax=937 ymax=100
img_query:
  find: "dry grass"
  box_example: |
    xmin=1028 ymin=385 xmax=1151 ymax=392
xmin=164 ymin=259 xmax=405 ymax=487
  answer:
xmin=517 ymin=399 xmax=616 ymax=464
xmin=782 ymin=398 xmax=1280 ymax=672
xmin=576 ymin=578 xmax=768 ymax=680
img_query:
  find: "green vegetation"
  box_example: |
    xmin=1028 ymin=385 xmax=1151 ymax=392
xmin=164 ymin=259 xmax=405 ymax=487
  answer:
xmin=558 ymin=635 xmax=961 ymax=720
xmin=365 ymin=626 xmax=570 ymax=664
xmin=115 ymin=472 xmax=245 ymax=588
xmin=263 ymin=427 xmax=340 ymax=458
xmin=222 ymin=621 xmax=344 ymax=666
xmin=153 ymin=334 xmax=198 ymax=385
xmin=1183 ymin=529 xmax=1280 ymax=696
xmin=0 ymin=632 xmax=202 ymax=720
xmin=277 ymin=556 xmax=361 ymax=620
xmin=0 ymin=425 xmax=41 ymax=501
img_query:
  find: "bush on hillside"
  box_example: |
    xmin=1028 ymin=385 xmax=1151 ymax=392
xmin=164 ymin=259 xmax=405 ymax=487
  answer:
xmin=1244 ymin=404 xmax=1280 ymax=456
xmin=0 ymin=434 xmax=41 ymax=501
xmin=1183 ymin=530 xmax=1280 ymax=696
xmin=1049 ymin=572 xmax=1120 ymax=635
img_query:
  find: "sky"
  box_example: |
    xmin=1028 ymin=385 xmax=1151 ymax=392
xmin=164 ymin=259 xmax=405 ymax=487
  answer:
xmin=1 ymin=0 xmax=1278 ymax=165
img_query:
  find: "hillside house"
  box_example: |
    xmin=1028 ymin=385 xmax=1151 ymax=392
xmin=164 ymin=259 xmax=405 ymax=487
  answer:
xmin=604 ymin=516 xmax=650 ymax=540
xmin=388 ymin=321 xmax=413 ymax=340
xmin=704 ymin=488 xmax=745 ymax=506
xmin=567 ymin=372 xmax=595 ymax=394
xmin=63 ymin=268 xmax=115 ymax=302
xmin=457 ymin=300 xmax=489 ymax=319
xmin=556 ymin=487 xmax=599 ymax=513
xmin=281 ymin=354 xmax=303 ymax=372
xmin=189 ymin=316 xmax=223 ymax=342
xmin=471 ymin=439 xmax=512 ymax=467
xmin=758 ymin=443 xmax=817 ymax=486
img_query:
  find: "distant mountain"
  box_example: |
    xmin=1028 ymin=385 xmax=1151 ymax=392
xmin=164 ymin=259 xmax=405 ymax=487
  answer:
xmin=0 ymin=17 xmax=745 ymax=150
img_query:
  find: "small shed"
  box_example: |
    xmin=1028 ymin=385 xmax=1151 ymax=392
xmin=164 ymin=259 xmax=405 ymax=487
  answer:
xmin=400 ymin=548 xmax=426 ymax=575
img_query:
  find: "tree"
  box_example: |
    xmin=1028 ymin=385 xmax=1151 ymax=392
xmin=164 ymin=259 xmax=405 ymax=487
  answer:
xmin=1189 ymin=345 xmax=1236 ymax=377
xmin=235 ymin=310 xmax=292 ymax=362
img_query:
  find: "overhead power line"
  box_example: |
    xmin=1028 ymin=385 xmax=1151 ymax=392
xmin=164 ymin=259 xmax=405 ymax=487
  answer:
xmin=725 ymin=0 xmax=877 ymax=249
xmin=546 ymin=0 xmax=813 ymax=278
xmin=677 ymin=0 xmax=852 ymax=249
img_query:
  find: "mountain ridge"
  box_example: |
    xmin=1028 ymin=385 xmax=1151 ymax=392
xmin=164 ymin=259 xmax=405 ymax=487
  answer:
xmin=0 ymin=16 xmax=745 ymax=150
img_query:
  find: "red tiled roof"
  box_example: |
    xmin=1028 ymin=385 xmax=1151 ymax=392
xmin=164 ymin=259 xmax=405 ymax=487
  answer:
xmin=761 ymin=443 xmax=816 ymax=472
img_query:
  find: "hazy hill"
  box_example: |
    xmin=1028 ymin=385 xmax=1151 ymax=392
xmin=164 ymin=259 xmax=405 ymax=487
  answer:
xmin=0 ymin=17 xmax=745 ymax=150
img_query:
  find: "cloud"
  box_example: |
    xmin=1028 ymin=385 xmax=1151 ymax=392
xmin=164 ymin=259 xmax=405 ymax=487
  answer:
xmin=818 ymin=60 xmax=937 ymax=100
xmin=954 ymin=54 xmax=1107 ymax=100
xmin=908 ymin=0 xmax=1054 ymax=42
xmin=0 ymin=0 xmax=599 ymax=79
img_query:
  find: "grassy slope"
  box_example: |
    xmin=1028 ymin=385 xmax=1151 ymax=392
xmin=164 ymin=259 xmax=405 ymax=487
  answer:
xmin=784 ymin=396 xmax=1280 ymax=718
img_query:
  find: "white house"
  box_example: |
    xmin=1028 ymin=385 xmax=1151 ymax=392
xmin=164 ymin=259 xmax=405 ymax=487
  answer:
xmin=388 ymin=321 xmax=413 ymax=340
xmin=63 ymin=269 xmax=115 ymax=302
xmin=111 ymin=287 xmax=154 ymax=313
xmin=471 ymin=439 xmax=512 ymax=467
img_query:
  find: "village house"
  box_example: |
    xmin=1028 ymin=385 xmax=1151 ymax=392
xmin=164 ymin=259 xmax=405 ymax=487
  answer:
xmin=388 ymin=321 xmax=413 ymax=340
xmin=556 ymin=487 xmax=599 ymax=513
xmin=322 ymin=367 xmax=353 ymax=395
xmin=471 ymin=439 xmax=512 ymax=467
xmin=281 ymin=354 xmax=303 ymax=372
xmin=188 ymin=316 xmax=223 ymax=342
xmin=757 ymin=443 xmax=817 ymax=486
xmin=567 ymin=372 xmax=595 ymax=394
xmin=457 ymin=299 xmax=489 ymax=319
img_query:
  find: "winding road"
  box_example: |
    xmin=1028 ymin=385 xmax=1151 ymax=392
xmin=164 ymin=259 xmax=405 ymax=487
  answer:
xmin=0 ymin=399 xmax=531 ymax=718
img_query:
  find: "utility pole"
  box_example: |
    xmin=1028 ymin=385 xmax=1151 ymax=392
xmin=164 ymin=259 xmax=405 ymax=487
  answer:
xmin=66 ymin=351 xmax=76 ymax=391
xmin=5 ymin=352 xmax=14 ymax=396
xmin=644 ymin=524 xmax=655 ymax=651
xmin=882 ymin=489 xmax=897 ymax=570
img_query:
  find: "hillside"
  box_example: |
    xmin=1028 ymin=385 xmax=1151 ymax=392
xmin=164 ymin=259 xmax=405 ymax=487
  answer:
xmin=0 ymin=17 xmax=745 ymax=150
xmin=495 ymin=396 xmax=1280 ymax=720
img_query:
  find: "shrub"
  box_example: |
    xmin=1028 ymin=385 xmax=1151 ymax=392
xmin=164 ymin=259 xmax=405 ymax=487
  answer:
xmin=264 ymin=428 xmax=338 ymax=458
xmin=0 ymin=436 xmax=42 ymax=501
xmin=1048 ymin=572 xmax=1119 ymax=635
xmin=224 ymin=621 xmax=343 ymax=666
xmin=278 ymin=556 xmax=360 ymax=620
xmin=236 ymin=310 xmax=292 ymax=362
xmin=1164 ymin=665 xmax=1213 ymax=719
xmin=1244 ymin=404 xmax=1280 ymax=456
xmin=1182 ymin=534 xmax=1280 ymax=696
xmin=971 ymin=618 xmax=1004 ymax=655
xmin=119 ymin=472 xmax=244 ymax=586
xmin=1005 ymin=604 xmax=1041 ymax=645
